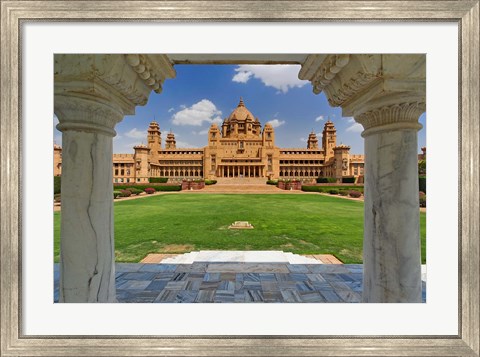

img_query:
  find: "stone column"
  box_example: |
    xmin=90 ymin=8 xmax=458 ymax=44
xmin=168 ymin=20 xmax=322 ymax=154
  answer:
xmin=55 ymin=101 xmax=120 ymax=302
xmin=357 ymin=103 xmax=425 ymax=303
xmin=300 ymin=54 xmax=426 ymax=303
xmin=55 ymin=54 xmax=175 ymax=302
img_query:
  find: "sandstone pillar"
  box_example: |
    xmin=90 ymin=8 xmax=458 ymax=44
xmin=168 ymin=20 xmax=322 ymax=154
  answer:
xmin=55 ymin=54 xmax=175 ymax=302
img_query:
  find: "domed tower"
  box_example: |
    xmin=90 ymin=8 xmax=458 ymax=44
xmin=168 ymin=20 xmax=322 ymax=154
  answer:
xmin=147 ymin=120 xmax=161 ymax=162
xmin=223 ymin=98 xmax=261 ymax=139
xmin=322 ymin=119 xmax=337 ymax=159
xmin=53 ymin=144 xmax=62 ymax=176
xmin=165 ymin=132 xmax=176 ymax=149
xmin=307 ymin=131 xmax=319 ymax=149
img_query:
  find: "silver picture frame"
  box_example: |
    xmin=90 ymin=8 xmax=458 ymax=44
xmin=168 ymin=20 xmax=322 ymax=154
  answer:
xmin=1 ymin=1 xmax=478 ymax=356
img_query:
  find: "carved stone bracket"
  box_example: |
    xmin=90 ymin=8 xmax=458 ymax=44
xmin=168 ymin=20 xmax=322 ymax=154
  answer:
xmin=54 ymin=54 xmax=176 ymax=135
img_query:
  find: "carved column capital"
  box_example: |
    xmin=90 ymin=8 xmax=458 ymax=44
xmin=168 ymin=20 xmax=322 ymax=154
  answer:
xmin=54 ymin=54 xmax=176 ymax=136
xmin=357 ymin=101 xmax=425 ymax=137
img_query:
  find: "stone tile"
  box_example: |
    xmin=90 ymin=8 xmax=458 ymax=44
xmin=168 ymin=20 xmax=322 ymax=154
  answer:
xmin=214 ymin=290 xmax=235 ymax=303
xmin=116 ymin=290 xmax=160 ymax=303
xmin=295 ymin=281 xmax=315 ymax=292
xmin=261 ymin=281 xmax=280 ymax=291
xmin=121 ymin=272 xmax=157 ymax=281
xmin=289 ymin=273 xmax=308 ymax=281
xmin=243 ymin=281 xmax=262 ymax=290
xmin=259 ymin=273 xmax=276 ymax=281
xmin=319 ymin=290 xmax=342 ymax=303
xmin=187 ymin=272 xmax=207 ymax=280
xmin=299 ymin=291 xmax=326 ymax=303
xmin=199 ymin=281 xmax=220 ymax=290
xmin=312 ymin=281 xmax=334 ymax=291
xmin=235 ymin=273 xmax=244 ymax=282
xmin=329 ymin=281 xmax=352 ymax=291
xmin=335 ymin=290 xmax=361 ymax=303
xmin=234 ymin=290 xmax=246 ymax=302
xmin=116 ymin=263 xmax=144 ymax=273
xmin=165 ymin=281 xmax=187 ymax=290
xmin=185 ymin=279 xmax=203 ymax=291
xmin=287 ymin=264 xmax=310 ymax=273
xmin=155 ymin=272 xmax=175 ymax=280
xmin=245 ymin=290 xmax=264 ymax=302
xmin=262 ymin=291 xmax=283 ymax=302
xmin=175 ymin=263 xmax=207 ymax=273
xmin=195 ymin=290 xmax=215 ymax=302
xmin=322 ymin=273 xmax=345 ymax=283
xmin=275 ymin=273 xmax=292 ymax=282
xmin=206 ymin=263 xmax=289 ymax=273
xmin=203 ymin=273 xmax=221 ymax=282
xmin=172 ymin=272 xmax=188 ymax=281
xmin=220 ymin=272 xmax=236 ymax=281
xmin=281 ymin=290 xmax=302 ymax=303
xmin=145 ymin=280 xmax=168 ymax=291
xmin=218 ymin=280 xmax=235 ymax=291
xmin=175 ymin=290 xmax=198 ymax=303
xmin=244 ymin=273 xmax=261 ymax=282
xmin=278 ymin=281 xmax=298 ymax=290
xmin=140 ymin=264 xmax=174 ymax=273
xmin=154 ymin=289 xmax=181 ymax=303
xmin=306 ymin=273 xmax=327 ymax=283
xmin=117 ymin=280 xmax=151 ymax=290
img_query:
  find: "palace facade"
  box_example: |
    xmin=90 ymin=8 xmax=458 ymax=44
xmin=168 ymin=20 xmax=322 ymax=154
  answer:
xmin=54 ymin=98 xmax=365 ymax=183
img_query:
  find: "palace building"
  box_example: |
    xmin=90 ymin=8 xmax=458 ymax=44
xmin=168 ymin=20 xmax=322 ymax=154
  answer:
xmin=54 ymin=98 xmax=365 ymax=183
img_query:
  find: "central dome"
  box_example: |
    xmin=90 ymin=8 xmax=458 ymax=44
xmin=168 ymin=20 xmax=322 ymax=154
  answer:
xmin=226 ymin=97 xmax=255 ymax=122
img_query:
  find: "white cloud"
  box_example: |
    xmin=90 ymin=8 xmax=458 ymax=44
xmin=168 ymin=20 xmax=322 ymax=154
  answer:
xmin=168 ymin=107 xmax=175 ymax=113
xmin=345 ymin=117 xmax=364 ymax=133
xmin=125 ymin=128 xmax=147 ymax=139
xmin=267 ymin=119 xmax=286 ymax=128
xmin=232 ymin=65 xmax=308 ymax=93
xmin=171 ymin=99 xmax=223 ymax=126
xmin=300 ymin=137 xmax=307 ymax=142
xmin=315 ymin=115 xmax=324 ymax=122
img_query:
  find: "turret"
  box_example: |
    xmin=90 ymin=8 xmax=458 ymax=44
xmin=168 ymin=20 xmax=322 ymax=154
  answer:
xmin=322 ymin=119 xmax=337 ymax=159
xmin=262 ymin=123 xmax=275 ymax=148
xmin=165 ymin=132 xmax=176 ymax=149
xmin=333 ymin=144 xmax=351 ymax=182
xmin=208 ymin=123 xmax=220 ymax=146
xmin=53 ymin=144 xmax=62 ymax=176
xmin=147 ymin=120 xmax=161 ymax=162
xmin=307 ymin=131 xmax=319 ymax=149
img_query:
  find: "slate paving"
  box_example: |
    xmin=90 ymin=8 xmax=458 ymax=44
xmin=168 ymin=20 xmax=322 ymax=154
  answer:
xmin=54 ymin=263 xmax=427 ymax=303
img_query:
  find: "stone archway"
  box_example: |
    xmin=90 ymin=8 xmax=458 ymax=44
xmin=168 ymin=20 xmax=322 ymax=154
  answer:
xmin=55 ymin=54 xmax=425 ymax=303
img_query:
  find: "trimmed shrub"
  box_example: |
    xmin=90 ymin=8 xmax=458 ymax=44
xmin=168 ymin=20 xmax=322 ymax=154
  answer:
xmin=419 ymin=195 xmax=426 ymax=207
xmin=113 ymin=190 xmax=122 ymax=199
xmin=54 ymin=193 xmax=61 ymax=202
xmin=328 ymin=189 xmax=339 ymax=195
xmin=266 ymin=180 xmax=278 ymax=185
xmin=338 ymin=190 xmax=349 ymax=196
xmin=144 ymin=187 xmax=155 ymax=194
xmin=54 ymin=176 xmax=61 ymax=194
xmin=349 ymin=190 xmax=362 ymax=198
xmin=120 ymin=189 xmax=131 ymax=197
xmin=316 ymin=177 xmax=337 ymax=183
xmin=342 ymin=177 xmax=356 ymax=184
xmin=301 ymin=185 xmax=325 ymax=193
xmin=205 ymin=179 xmax=217 ymax=185
xmin=127 ymin=188 xmax=142 ymax=195
xmin=419 ymin=176 xmax=426 ymax=194
xmin=155 ymin=185 xmax=181 ymax=191
xmin=149 ymin=177 xmax=168 ymax=183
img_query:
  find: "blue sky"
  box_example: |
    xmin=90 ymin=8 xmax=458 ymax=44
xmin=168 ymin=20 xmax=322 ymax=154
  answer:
xmin=54 ymin=64 xmax=426 ymax=154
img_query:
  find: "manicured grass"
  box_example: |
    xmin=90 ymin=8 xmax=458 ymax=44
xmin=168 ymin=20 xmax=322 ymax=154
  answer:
xmin=54 ymin=194 xmax=426 ymax=264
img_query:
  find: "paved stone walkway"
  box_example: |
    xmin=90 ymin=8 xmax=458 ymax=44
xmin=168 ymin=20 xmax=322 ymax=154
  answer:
xmin=53 ymin=261 xmax=427 ymax=303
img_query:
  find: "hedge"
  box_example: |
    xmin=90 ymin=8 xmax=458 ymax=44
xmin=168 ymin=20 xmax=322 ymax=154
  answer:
xmin=205 ymin=179 xmax=217 ymax=185
xmin=419 ymin=176 xmax=426 ymax=194
xmin=316 ymin=177 xmax=337 ymax=183
xmin=341 ymin=177 xmax=356 ymax=184
xmin=113 ymin=190 xmax=122 ymax=199
xmin=301 ymin=185 xmax=364 ymax=193
xmin=54 ymin=176 xmax=61 ymax=195
xmin=114 ymin=184 xmax=181 ymax=192
xmin=266 ymin=180 xmax=278 ymax=185
xmin=149 ymin=177 xmax=168 ymax=183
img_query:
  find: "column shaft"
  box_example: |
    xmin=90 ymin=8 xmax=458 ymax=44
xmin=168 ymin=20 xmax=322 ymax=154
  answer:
xmin=363 ymin=128 xmax=422 ymax=302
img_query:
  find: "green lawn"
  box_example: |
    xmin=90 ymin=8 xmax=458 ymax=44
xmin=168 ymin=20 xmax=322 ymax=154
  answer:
xmin=54 ymin=193 xmax=427 ymax=264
